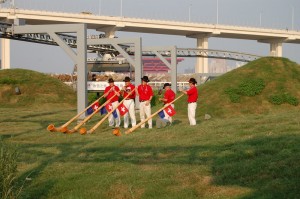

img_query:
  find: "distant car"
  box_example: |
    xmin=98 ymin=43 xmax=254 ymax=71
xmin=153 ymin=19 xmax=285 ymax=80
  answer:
xmin=80 ymin=11 xmax=92 ymax=15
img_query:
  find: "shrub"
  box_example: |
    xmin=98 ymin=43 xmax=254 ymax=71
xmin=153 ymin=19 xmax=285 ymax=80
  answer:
xmin=269 ymin=93 xmax=299 ymax=106
xmin=225 ymin=78 xmax=265 ymax=103
xmin=238 ymin=78 xmax=265 ymax=96
xmin=225 ymin=88 xmax=241 ymax=103
xmin=0 ymin=78 xmax=20 ymax=85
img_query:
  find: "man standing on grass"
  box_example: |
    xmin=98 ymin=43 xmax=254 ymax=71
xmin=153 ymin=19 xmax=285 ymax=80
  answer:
xmin=180 ymin=78 xmax=198 ymax=125
xmin=159 ymin=83 xmax=175 ymax=124
xmin=137 ymin=76 xmax=153 ymax=129
xmin=121 ymin=76 xmax=136 ymax=128
xmin=103 ymin=78 xmax=120 ymax=127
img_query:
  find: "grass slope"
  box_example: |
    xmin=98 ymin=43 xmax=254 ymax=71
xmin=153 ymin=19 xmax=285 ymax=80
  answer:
xmin=0 ymin=68 xmax=76 ymax=108
xmin=178 ymin=57 xmax=300 ymax=118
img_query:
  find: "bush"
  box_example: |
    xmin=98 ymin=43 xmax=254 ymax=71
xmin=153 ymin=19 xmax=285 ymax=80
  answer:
xmin=0 ymin=78 xmax=20 ymax=85
xmin=269 ymin=93 xmax=299 ymax=106
xmin=225 ymin=78 xmax=265 ymax=103
xmin=0 ymin=140 xmax=21 ymax=199
xmin=225 ymin=88 xmax=241 ymax=103
xmin=238 ymin=78 xmax=265 ymax=96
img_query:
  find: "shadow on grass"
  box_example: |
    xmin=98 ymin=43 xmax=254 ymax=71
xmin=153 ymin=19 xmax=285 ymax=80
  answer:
xmin=211 ymin=135 xmax=300 ymax=199
xmin=18 ymin=141 xmax=91 ymax=199
xmin=20 ymin=110 xmax=66 ymax=119
xmin=16 ymin=134 xmax=300 ymax=198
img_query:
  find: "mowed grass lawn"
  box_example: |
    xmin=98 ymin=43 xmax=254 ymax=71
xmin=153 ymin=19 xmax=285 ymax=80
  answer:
xmin=1 ymin=105 xmax=300 ymax=199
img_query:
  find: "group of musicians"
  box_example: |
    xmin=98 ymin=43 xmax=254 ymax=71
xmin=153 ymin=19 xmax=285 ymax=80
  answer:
xmin=101 ymin=75 xmax=198 ymax=129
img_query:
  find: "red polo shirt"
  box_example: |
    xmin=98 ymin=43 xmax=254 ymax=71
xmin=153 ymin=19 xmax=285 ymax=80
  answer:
xmin=104 ymin=85 xmax=120 ymax=102
xmin=137 ymin=84 xmax=153 ymax=101
xmin=186 ymin=86 xmax=198 ymax=103
xmin=123 ymin=84 xmax=136 ymax=99
xmin=164 ymin=89 xmax=175 ymax=104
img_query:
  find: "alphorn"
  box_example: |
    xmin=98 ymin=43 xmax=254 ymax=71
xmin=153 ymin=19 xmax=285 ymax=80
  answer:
xmin=80 ymin=89 xmax=136 ymax=135
xmin=125 ymin=94 xmax=184 ymax=135
xmin=62 ymin=93 xmax=118 ymax=134
xmin=47 ymin=94 xmax=106 ymax=132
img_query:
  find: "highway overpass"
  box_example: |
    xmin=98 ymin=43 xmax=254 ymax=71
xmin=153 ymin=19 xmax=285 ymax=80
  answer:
xmin=1 ymin=8 xmax=300 ymax=72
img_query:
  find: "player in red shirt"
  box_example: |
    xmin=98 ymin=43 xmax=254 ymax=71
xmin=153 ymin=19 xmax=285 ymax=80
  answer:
xmin=121 ymin=76 xmax=136 ymax=128
xmin=159 ymin=83 xmax=175 ymax=123
xmin=137 ymin=76 xmax=153 ymax=128
xmin=103 ymin=78 xmax=120 ymax=127
xmin=180 ymin=78 xmax=198 ymax=125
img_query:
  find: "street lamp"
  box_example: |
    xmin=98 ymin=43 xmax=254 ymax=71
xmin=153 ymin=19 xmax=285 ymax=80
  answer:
xmin=0 ymin=0 xmax=14 ymax=8
xmin=259 ymin=12 xmax=262 ymax=27
xmin=217 ymin=0 xmax=219 ymax=24
xmin=189 ymin=4 xmax=191 ymax=22
xmin=291 ymin=6 xmax=294 ymax=30
xmin=120 ymin=0 xmax=123 ymax=17
xmin=99 ymin=0 xmax=101 ymax=15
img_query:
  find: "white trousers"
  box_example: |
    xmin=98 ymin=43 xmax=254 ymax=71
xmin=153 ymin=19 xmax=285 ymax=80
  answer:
xmin=163 ymin=104 xmax=174 ymax=123
xmin=188 ymin=102 xmax=197 ymax=125
xmin=123 ymin=99 xmax=136 ymax=128
xmin=108 ymin=101 xmax=121 ymax=127
xmin=139 ymin=101 xmax=152 ymax=128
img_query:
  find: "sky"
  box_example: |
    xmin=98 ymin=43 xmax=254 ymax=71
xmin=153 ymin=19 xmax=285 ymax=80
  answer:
xmin=0 ymin=0 xmax=299 ymax=74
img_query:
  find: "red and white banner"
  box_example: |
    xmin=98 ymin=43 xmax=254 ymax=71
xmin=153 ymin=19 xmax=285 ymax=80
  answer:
xmin=164 ymin=105 xmax=176 ymax=117
xmin=117 ymin=103 xmax=129 ymax=116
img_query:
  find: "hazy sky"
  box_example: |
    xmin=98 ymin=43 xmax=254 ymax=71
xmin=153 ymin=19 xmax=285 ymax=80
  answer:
xmin=0 ymin=0 xmax=299 ymax=73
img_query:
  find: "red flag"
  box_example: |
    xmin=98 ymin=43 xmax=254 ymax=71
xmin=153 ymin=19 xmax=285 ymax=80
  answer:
xmin=92 ymin=101 xmax=100 ymax=111
xmin=105 ymin=102 xmax=118 ymax=118
xmin=117 ymin=103 xmax=129 ymax=116
xmin=164 ymin=105 xmax=176 ymax=117
xmin=105 ymin=103 xmax=114 ymax=112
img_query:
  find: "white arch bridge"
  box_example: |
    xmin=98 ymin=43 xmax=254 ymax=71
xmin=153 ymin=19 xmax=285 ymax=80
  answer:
xmin=0 ymin=22 xmax=260 ymax=63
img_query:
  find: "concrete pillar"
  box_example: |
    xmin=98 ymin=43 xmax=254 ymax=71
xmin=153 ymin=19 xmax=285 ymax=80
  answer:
xmin=270 ymin=42 xmax=282 ymax=57
xmin=1 ymin=38 xmax=10 ymax=69
xmin=76 ymin=24 xmax=87 ymax=120
xmin=170 ymin=46 xmax=177 ymax=93
xmin=195 ymin=37 xmax=208 ymax=73
xmin=105 ymin=30 xmax=116 ymax=38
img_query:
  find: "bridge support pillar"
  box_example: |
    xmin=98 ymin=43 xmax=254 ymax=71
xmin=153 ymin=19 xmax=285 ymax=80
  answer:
xmin=196 ymin=37 xmax=208 ymax=73
xmin=270 ymin=42 xmax=282 ymax=57
xmin=1 ymin=38 xmax=11 ymax=69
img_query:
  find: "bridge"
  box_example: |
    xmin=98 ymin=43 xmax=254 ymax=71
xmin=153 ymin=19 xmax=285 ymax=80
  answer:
xmin=0 ymin=20 xmax=261 ymax=67
xmin=0 ymin=8 xmax=299 ymax=72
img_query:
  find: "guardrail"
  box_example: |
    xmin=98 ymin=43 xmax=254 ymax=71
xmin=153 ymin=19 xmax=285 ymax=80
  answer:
xmin=64 ymin=81 xmax=191 ymax=91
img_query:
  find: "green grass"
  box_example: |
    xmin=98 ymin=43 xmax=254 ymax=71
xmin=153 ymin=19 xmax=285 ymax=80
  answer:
xmin=0 ymin=58 xmax=300 ymax=198
xmin=0 ymin=105 xmax=299 ymax=198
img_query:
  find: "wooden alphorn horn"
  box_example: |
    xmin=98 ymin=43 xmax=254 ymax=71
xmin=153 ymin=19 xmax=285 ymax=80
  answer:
xmin=80 ymin=89 xmax=136 ymax=135
xmin=62 ymin=93 xmax=118 ymax=134
xmin=125 ymin=94 xmax=184 ymax=135
xmin=47 ymin=94 xmax=106 ymax=132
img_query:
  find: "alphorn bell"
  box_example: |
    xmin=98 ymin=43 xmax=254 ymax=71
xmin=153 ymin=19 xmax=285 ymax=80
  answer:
xmin=125 ymin=94 xmax=184 ymax=135
xmin=61 ymin=93 xmax=118 ymax=134
xmin=80 ymin=89 xmax=136 ymax=135
xmin=47 ymin=94 xmax=106 ymax=132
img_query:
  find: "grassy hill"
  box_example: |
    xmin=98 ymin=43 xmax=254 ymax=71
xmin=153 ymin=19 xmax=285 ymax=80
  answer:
xmin=0 ymin=69 xmax=76 ymax=108
xmin=176 ymin=57 xmax=300 ymax=118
